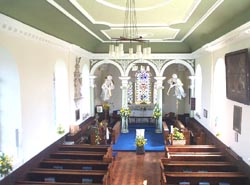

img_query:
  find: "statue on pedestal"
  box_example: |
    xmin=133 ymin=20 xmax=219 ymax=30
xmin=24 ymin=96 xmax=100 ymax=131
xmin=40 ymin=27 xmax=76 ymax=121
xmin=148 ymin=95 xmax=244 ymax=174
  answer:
xmin=167 ymin=74 xmax=186 ymax=100
xmin=101 ymin=75 xmax=114 ymax=102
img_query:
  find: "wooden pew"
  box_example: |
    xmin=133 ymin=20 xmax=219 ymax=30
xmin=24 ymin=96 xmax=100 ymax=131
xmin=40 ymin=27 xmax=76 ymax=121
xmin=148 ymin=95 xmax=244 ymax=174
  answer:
xmin=187 ymin=120 xmax=206 ymax=144
xmin=39 ymin=158 xmax=113 ymax=184
xmin=49 ymin=151 xmax=109 ymax=161
xmin=40 ymin=158 xmax=112 ymax=170
xmin=16 ymin=181 xmax=104 ymax=185
xmin=112 ymin=121 xmax=120 ymax=144
xmin=162 ymin=171 xmax=249 ymax=185
xmin=162 ymin=121 xmax=170 ymax=145
xmin=160 ymin=158 xmax=238 ymax=173
xmin=20 ymin=168 xmax=108 ymax=185
xmin=58 ymin=144 xmax=112 ymax=159
xmin=166 ymin=145 xmax=219 ymax=152
xmin=165 ymin=145 xmax=226 ymax=161
xmin=167 ymin=152 xmax=226 ymax=161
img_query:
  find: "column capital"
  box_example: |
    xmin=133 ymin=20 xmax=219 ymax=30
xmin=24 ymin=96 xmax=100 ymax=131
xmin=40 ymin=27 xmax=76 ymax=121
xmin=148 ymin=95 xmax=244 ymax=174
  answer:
xmin=89 ymin=75 xmax=97 ymax=88
xmin=119 ymin=76 xmax=131 ymax=81
xmin=154 ymin=76 xmax=166 ymax=81
xmin=119 ymin=76 xmax=131 ymax=89
xmin=188 ymin=75 xmax=195 ymax=89
xmin=154 ymin=76 xmax=166 ymax=89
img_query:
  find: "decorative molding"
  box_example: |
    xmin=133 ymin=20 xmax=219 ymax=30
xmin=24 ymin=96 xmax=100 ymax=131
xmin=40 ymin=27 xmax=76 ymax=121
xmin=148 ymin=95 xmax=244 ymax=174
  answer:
xmin=0 ymin=13 xmax=70 ymax=50
xmin=194 ymin=20 xmax=250 ymax=55
xmin=92 ymin=53 xmax=194 ymax=60
xmin=50 ymin=0 xmax=222 ymax=43
xmin=149 ymin=59 xmax=169 ymax=72
xmin=90 ymin=58 xmax=195 ymax=77
xmin=0 ymin=13 xmax=92 ymax=58
xmin=115 ymin=59 xmax=135 ymax=71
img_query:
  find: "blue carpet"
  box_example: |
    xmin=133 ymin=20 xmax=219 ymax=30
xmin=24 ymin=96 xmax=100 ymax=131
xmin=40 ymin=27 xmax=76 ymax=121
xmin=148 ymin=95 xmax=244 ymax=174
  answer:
xmin=112 ymin=125 xmax=165 ymax=152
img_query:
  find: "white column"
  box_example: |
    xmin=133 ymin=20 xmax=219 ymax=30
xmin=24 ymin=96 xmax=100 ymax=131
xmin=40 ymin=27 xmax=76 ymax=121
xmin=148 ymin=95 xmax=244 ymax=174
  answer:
xmin=119 ymin=76 xmax=131 ymax=133
xmin=89 ymin=75 xmax=96 ymax=117
xmin=189 ymin=75 xmax=195 ymax=118
xmin=154 ymin=76 xmax=166 ymax=133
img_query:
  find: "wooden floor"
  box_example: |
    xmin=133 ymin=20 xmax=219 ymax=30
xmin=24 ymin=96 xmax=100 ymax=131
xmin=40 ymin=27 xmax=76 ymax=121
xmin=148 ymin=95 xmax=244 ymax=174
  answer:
xmin=112 ymin=151 xmax=165 ymax=185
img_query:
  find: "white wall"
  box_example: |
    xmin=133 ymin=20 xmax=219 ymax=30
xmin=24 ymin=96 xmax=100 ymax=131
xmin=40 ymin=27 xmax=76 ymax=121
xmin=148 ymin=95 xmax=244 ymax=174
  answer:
xmin=0 ymin=14 xmax=91 ymax=167
xmin=194 ymin=22 xmax=250 ymax=165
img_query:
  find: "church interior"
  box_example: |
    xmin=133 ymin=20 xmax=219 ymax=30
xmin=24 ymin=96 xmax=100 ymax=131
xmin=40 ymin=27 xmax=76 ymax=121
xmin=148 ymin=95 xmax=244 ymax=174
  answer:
xmin=1 ymin=0 xmax=250 ymax=184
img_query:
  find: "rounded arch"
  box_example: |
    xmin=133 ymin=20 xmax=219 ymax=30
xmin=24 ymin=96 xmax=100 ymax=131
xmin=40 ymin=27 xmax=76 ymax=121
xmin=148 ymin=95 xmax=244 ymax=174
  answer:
xmin=90 ymin=59 xmax=124 ymax=76
xmin=160 ymin=59 xmax=195 ymax=76
xmin=0 ymin=48 xmax=22 ymax=160
xmin=81 ymin=62 xmax=90 ymax=114
xmin=195 ymin=64 xmax=202 ymax=117
xmin=125 ymin=59 xmax=159 ymax=76
xmin=54 ymin=60 xmax=69 ymax=128
xmin=212 ymin=58 xmax=226 ymax=135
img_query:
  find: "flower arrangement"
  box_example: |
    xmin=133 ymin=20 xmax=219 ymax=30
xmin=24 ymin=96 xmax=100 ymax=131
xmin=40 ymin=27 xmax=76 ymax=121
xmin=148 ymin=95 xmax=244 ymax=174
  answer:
xmin=103 ymin=102 xmax=110 ymax=110
xmin=153 ymin=103 xmax=161 ymax=119
xmin=135 ymin=136 xmax=147 ymax=147
xmin=95 ymin=128 xmax=101 ymax=145
xmin=172 ymin=127 xmax=185 ymax=140
xmin=120 ymin=107 xmax=131 ymax=117
xmin=0 ymin=153 xmax=12 ymax=177
xmin=57 ymin=124 xmax=65 ymax=134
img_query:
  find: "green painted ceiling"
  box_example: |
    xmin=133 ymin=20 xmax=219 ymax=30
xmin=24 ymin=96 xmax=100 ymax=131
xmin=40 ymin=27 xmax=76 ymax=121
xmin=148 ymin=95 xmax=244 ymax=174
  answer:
xmin=0 ymin=0 xmax=250 ymax=53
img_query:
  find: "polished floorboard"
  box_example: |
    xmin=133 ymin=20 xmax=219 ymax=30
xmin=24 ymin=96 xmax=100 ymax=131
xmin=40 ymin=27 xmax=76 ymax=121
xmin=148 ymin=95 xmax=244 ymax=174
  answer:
xmin=112 ymin=151 xmax=165 ymax=185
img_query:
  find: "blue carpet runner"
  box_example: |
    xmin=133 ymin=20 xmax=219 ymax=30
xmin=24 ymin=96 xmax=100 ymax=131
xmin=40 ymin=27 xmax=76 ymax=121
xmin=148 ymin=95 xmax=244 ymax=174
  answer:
xmin=112 ymin=125 xmax=165 ymax=152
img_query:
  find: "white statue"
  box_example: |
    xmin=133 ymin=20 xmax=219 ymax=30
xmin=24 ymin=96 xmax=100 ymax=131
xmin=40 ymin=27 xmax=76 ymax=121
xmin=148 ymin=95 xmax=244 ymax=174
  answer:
xmin=167 ymin=74 xmax=186 ymax=100
xmin=101 ymin=75 xmax=115 ymax=101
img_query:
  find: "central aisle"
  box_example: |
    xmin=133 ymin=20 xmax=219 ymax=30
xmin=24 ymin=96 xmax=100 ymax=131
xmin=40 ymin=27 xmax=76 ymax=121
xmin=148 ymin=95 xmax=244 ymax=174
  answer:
xmin=112 ymin=152 xmax=164 ymax=185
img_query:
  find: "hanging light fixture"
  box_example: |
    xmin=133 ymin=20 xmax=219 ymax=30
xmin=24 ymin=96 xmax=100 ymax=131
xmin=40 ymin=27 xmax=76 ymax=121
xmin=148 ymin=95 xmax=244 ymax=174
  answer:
xmin=109 ymin=0 xmax=151 ymax=59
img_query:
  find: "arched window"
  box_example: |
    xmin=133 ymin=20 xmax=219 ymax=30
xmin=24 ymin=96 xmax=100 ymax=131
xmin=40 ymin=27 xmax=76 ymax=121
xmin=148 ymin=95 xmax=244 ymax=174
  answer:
xmin=195 ymin=64 xmax=202 ymax=118
xmin=81 ymin=63 xmax=90 ymax=115
xmin=0 ymin=48 xmax=22 ymax=166
xmin=213 ymin=58 xmax=226 ymax=136
xmin=54 ymin=61 xmax=69 ymax=128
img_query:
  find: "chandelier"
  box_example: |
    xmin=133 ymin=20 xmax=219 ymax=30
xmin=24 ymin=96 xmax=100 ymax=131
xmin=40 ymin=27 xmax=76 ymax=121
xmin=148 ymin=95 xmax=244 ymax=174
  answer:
xmin=108 ymin=0 xmax=151 ymax=59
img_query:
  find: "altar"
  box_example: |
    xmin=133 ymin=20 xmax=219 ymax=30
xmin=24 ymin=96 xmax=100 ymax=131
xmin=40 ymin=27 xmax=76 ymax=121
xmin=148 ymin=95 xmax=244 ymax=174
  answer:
xmin=128 ymin=104 xmax=155 ymax=124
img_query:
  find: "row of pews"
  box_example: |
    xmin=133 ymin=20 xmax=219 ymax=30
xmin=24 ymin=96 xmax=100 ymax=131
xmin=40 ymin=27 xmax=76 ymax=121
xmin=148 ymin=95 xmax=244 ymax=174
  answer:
xmin=161 ymin=145 xmax=250 ymax=185
xmin=15 ymin=144 xmax=113 ymax=185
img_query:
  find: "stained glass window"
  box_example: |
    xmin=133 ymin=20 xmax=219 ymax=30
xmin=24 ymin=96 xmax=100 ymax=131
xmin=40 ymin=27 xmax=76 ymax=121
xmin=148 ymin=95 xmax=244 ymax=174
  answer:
xmin=134 ymin=69 xmax=152 ymax=104
xmin=127 ymin=81 xmax=134 ymax=104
